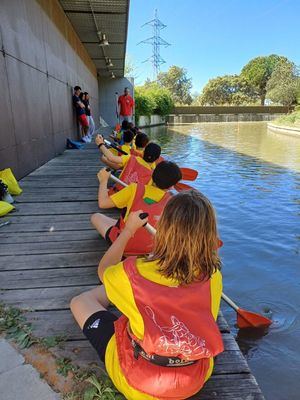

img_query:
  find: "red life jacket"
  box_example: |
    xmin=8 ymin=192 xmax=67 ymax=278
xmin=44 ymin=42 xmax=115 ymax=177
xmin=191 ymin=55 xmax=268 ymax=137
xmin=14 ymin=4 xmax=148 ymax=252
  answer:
xmin=108 ymin=184 xmax=171 ymax=255
xmin=109 ymin=156 xmax=153 ymax=194
xmin=130 ymin=148 xmax=143 ymax=157
xmin=114 ymin=257 xmax=224 ymax=399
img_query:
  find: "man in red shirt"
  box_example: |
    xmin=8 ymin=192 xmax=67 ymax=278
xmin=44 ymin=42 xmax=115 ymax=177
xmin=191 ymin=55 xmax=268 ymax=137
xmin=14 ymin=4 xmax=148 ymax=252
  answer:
xmin=118 ymin=87 xmax=134 ymax=123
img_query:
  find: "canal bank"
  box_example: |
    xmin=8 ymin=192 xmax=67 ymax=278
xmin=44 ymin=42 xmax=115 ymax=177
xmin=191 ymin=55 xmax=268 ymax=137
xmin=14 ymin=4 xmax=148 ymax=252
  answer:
xmin=268 ymin=122 xmax=300 ymax=137
xmin=167 ymin=106 xmax=289 ymax=124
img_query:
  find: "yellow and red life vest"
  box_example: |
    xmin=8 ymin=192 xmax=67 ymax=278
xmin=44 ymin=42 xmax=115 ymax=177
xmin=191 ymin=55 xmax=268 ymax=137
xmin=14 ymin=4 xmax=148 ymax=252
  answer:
xmin=114 ymin=256 xmax=224 ymax=399
xmin=109 ymin=156 xmax=154 ymax=195
xmin=108 ymin=183 xmax=171 ymax=255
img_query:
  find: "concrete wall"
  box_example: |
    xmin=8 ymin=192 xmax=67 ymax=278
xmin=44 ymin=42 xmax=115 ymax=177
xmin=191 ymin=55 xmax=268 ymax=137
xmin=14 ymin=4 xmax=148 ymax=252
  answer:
xmin=138 ymin=115 xmax=166 ymax=128
xmin=98 ymin=77 xmax=134 ymax=128
xmin=0 ymin=0 xmax=99 ymax=179
xmin=167 ymin=113 xmax=286 ymax=124
xmin=172 ymin=106 xmax=290 ymax=114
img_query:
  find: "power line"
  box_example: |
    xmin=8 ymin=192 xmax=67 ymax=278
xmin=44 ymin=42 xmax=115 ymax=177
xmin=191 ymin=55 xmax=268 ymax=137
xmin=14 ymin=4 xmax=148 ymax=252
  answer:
xmin=138 ymin=9 xmax=170 ymax=79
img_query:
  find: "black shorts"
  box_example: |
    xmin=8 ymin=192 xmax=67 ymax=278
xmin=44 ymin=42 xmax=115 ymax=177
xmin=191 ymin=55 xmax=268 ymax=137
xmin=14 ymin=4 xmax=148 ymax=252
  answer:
xmin=105 ymin=226 xmax=114 ymax=245
xmin=82 ymin=310 xmax=118 ymax=362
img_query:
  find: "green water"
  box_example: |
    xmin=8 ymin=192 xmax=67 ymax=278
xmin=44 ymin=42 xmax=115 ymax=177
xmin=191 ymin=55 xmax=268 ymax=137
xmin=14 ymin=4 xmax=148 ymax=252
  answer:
xmin=146 ymin=122 xmax=300 ymax=400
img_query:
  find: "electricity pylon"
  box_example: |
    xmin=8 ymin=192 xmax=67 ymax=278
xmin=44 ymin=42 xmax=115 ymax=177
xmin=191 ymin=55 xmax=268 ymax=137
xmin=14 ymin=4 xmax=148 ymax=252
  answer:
xmin=138 ymin=9 xmax=170 ymax=78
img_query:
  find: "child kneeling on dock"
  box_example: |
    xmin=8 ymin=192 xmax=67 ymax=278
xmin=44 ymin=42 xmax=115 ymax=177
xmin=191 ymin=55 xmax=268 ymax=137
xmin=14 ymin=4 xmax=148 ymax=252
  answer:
xmin=91 ymin=160 xmax=182 ymax=255
xmin=71 ymin=190 xmax=224 ymax=400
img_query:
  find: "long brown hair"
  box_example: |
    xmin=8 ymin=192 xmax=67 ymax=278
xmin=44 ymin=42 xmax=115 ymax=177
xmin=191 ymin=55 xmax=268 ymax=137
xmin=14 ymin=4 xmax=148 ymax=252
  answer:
xmin=148 ymin=190 xmax=221 ymax=285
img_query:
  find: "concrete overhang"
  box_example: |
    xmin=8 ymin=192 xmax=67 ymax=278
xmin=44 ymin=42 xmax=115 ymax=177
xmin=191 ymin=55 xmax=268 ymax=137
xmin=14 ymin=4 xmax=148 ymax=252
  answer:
xmin=59 ymin=0 xmax=130 ymax=78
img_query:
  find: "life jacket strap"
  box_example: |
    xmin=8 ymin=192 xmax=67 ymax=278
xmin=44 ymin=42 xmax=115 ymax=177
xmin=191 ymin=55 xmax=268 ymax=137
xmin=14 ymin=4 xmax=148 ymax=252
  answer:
xmin=128 ymin=332 xmax=197 ymax=368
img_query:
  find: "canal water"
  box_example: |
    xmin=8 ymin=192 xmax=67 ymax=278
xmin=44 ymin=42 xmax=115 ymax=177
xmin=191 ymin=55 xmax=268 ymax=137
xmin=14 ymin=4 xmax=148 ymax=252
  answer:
xmin=145 ymin=122 xmax=300 ymax=400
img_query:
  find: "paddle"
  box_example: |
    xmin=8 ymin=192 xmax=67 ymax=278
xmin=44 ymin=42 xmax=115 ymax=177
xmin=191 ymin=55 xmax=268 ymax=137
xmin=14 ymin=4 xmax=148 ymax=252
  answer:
xmin=174 ymin=182 xmax=194 ymax=192
xmin=221 ymin=293 xmax=272 ymax=329
xmin=108 ymin=169 xmax=194 ymax=193
xmin=177 ymin=167 xmax=198 ymax=181
xmin=115 ymin=92 xmax=121 ymax=131
xmin=137 ymin=215 xmax=272 ymax=330
xmin=103 ymin=139 xmax=128 ymax=155
xmin=101 ymin=141 xmax=198 ymax=181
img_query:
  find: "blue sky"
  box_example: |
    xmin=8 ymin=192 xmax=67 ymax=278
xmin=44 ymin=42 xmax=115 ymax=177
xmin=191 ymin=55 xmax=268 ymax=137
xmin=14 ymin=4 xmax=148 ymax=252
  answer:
xmin=126 ymin=0 xmax=300 ymax=93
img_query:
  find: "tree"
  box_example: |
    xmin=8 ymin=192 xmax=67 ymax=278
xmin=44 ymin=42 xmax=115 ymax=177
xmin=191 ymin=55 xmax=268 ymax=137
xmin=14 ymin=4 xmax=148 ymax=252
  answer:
xmin=124 ymin=55 xmax=139 ymax=80
xmin=241 ymin=55 xmax=291 ymax=105
xmin=199 ymin=75 xmax=257 ymax=105
xmin=157 ymin=66 xmax=193 ymax=105
xmin=134 ymin=84 xmax=174 ymax=122
xmin=266 ymin=60 xmax=300 ymax=106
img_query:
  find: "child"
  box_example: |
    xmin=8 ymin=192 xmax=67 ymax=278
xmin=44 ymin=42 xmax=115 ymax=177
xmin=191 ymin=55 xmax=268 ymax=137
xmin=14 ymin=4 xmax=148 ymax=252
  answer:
xmin=91 ymin=161 xmax=182 ymax=255
xmin=105 ymin=130 xmax=135 ymax=170
xmin=95 ymin=134 xmax=161 ymax=191
xmin=71 ymin=190 xmax=224 ymax=400
xmin=131 ymin=132 xmax=149 ymax=157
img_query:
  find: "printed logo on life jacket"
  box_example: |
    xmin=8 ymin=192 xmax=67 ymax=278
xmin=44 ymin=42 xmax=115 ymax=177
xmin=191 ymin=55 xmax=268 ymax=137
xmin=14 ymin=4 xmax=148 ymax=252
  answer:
xmin=145 ymin=306 xmax=212 ymax=359
xmin=125 ymin=171 xmax=139 ymax=184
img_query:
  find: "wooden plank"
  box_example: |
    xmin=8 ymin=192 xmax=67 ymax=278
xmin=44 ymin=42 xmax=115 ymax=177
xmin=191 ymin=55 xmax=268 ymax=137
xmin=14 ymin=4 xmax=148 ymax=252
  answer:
xmin=30 ymin=167 xmax=100 ymax=177
xmin=0 ymin=230 xmax=100 ymax=244
xmin=0 ymin=266 xmax=99 ymax=289
xmin=20 ymin=178 xmax=99 ymax=188
xmin=0 ymin=286 xmax=97 ymax=310
xmin=6 ymin=201 xmax=98 ymax=215
xmin=15 ymin=189 xmax=98 ymax=203
xmin=217 ymin=314 xmax=230 ymax=333
xmin=191 ymin=374 xmax=264 ymax=399
xmin=0 ymin=213 xmax=117 ymax=233
xmin=0 ymin=238 xmax=108 ymax=256
xmin=0 ymin=252 xmax=102 ymax=271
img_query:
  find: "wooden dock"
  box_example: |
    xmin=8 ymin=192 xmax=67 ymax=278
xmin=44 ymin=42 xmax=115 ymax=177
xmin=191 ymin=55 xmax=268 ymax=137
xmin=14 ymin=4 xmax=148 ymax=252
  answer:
xmin=0 ymin=143 xmax=264 ymax=399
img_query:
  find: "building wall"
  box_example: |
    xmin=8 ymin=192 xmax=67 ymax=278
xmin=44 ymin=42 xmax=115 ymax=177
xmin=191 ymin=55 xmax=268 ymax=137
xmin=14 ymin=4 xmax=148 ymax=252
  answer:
xmin=98 ymin=77 xmax=134 ymax=128
xmin=0 ymin=0 xmax=99 ymax=179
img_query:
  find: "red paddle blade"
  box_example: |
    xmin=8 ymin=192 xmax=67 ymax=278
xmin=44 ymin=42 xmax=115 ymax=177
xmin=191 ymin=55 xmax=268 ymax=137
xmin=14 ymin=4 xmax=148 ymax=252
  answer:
xmin=180 ymin=168 xmax=198 ymax=181
xmin=237 ymin=308 xmax=272 ymax=329
xmin=174 ymin=182 xmax=194 ymax=192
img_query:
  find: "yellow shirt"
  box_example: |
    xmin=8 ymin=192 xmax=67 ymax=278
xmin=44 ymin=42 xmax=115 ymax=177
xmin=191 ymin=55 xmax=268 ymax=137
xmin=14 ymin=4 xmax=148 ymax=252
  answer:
xmin=103 ymin=258 xmax=222 ymax=400
xmin=120 ymin=144 xmax=132 ymax=155
xmin=110 ymin=183 xmax=166 ymax=220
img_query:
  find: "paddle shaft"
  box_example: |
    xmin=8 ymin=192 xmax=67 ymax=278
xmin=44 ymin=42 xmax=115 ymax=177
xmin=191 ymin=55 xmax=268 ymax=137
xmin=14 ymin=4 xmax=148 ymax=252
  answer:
xmin=108 ymin=173 xmax=156 ymax=235
xmin=220 ymin=292 xmax=239 ymax=312
xmin=103 ymin=139 xmax=128 ymax=155
xmin=115 ymin=92 xmax=120 ymax=122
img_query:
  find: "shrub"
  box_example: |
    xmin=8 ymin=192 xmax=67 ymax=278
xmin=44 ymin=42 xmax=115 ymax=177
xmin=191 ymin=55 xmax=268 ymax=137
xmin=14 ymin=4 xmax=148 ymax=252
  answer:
xmin=134 ymin=84 xmax=174 ymax=123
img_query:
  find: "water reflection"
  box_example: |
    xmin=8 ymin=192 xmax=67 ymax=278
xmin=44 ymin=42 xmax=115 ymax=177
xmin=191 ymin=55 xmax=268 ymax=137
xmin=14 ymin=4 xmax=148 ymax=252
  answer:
xmin=145 ymin=122 xmax=300 ymax=400
xmin=167 ymin=122 xmax=300 ymax=172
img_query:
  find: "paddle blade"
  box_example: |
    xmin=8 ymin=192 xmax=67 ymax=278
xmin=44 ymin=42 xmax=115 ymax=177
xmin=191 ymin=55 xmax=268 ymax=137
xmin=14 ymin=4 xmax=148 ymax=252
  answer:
xmin=180 ymin=168 xmax=198 ymax=181
xmin=174 ymin=182 xmax=194 ymax=192
xmin=237 ymin=308 xmax=272 ymax=329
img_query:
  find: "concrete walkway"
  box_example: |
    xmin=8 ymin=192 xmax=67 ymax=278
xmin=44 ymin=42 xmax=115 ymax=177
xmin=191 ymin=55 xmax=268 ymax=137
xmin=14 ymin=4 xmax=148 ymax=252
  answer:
xmin=0 ymin=339 xmax=60 ymax=400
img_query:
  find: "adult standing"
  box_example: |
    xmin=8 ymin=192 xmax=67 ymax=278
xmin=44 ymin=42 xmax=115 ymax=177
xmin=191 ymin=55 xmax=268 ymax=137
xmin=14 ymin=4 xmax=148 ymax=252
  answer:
xmin=83 ymin=92 xmax=95 ymax=138
xmin=118 ymin=87 xmax=134 ymax=124
xmin=73 ymin=86 xmax=89 ymax=142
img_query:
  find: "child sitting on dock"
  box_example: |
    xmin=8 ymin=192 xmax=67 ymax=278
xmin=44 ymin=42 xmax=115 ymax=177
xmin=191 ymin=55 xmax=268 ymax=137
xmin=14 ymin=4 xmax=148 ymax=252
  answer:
xmin=95 ymin=134 xmax=161 ymax=191
xmin=106 ymin=130 xmax=135 ymax=169
xmin=71 ymin=190 xmax=224 ymax=400
xmin=130 ymin=132 xmax=149 ymax=157
xmin=91 ymin=160 xmax=182 ymax=255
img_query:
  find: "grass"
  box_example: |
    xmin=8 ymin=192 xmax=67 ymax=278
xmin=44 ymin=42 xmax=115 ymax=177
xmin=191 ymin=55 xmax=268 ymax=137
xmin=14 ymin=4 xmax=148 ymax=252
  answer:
xmin=273 ymin=108 xmax=300 ymax=128
xmin=0 ymin=303 xmax=123 ymax=399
